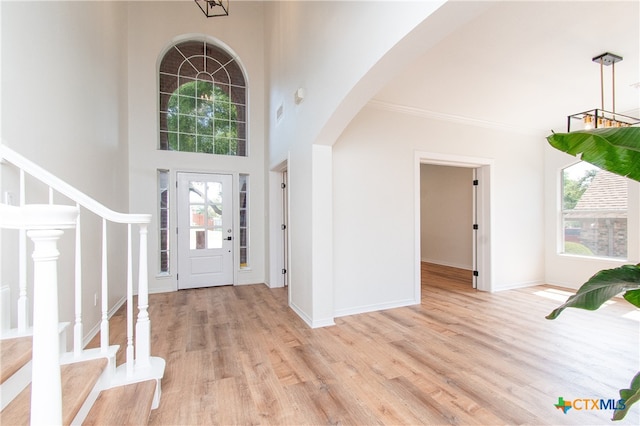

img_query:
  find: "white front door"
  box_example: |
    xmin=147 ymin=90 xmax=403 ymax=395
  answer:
xmin=177 ymin=172 xmax=233 ymax=289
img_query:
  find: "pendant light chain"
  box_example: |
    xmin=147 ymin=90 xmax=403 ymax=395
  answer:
xmin=611 ymin=60 xmax=616 ymax=119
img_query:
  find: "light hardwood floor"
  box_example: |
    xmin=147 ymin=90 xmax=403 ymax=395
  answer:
xmin=95 ymin=263 xmax=640 ymax=425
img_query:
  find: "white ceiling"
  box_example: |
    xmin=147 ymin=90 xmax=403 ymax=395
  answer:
xmin=374 ymin=1 xmax=640 ymax=136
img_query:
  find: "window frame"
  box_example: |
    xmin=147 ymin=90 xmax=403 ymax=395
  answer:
xmin=158 ymin=40 xmax=247 ymax=156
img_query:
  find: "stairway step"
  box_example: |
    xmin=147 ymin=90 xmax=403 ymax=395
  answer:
xmin=0 ymin=337 xmax=32 ymax=385
xmin=0 ymin=357 xmax=107 ymax=425
xmin=83 ymin=379 xmax=157 ymax=426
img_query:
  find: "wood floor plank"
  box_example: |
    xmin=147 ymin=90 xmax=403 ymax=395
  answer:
xmin=83 ymin=380 xmax=156 ymax=426
xmin=101 ymin=263 xmax=640 ymax=425
xmin=0 ymin=336 xmax=32 ymax=384
xmin=0 ymin=358 xmax=107 ymax=426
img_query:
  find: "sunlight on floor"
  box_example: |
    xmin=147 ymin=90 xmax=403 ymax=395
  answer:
xmin=534 ymin=288 xmax=579 ymax=303
xmin=623 ymin=310 xmax=640 ymax=322
xmin=534 ymin=288 xmax=640 ymax=321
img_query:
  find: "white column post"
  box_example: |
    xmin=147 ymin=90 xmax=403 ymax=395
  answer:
xmin=135 ymin=223 xmax=151 ymax=369
xmin=28 ymin=229 xmax=64 ymax=426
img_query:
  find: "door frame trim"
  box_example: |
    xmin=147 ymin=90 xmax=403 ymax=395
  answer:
xmin=414 ymin=151 xmax=494 ymax=296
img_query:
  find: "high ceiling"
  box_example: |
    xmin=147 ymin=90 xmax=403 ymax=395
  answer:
xmin=374 ymin=1 xmax=640 ymax=136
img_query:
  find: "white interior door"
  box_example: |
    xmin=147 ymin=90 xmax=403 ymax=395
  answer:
xmin=177 ymin=172 xmax=233 ymax=289
xmin=282 ymin=170 xmax=289 ymax=287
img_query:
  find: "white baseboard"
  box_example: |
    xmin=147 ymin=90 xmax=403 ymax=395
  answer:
xmin=494 ymin=279 xmax=545 ymax=292
xmin=334 ymin=297 xmax=419 ymax=319
xmin=82 ymin=295 xmax=126 ymax=348
xmin=289 ymin=301 xmax=335 ymax=328
xmin=421 ymin=258 xmax=472 ymax=270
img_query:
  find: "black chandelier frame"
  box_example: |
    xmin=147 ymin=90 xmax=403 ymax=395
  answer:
xmin=195 ymin=0 xmax=229 ymax=18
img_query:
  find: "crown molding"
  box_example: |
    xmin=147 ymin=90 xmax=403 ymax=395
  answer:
xmin=366 ymin=99 xmax=538 ymax=135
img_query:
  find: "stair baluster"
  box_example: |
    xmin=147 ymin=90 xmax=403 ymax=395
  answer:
xmin=135 ymin=224 xmax=151 ymax=369
xmin=73 ymin=207 xmax=83 ymax=357
xmin=100 ymin=218 xmax=109 ymax=354
xmin=17 ymin=170 xmax=27 ymax=332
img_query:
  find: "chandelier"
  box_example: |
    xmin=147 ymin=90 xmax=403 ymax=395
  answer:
xmin=567 ymin=52 xmax=640 ymax=132
xmin=195 ymin=0 xmax=229 ymax=18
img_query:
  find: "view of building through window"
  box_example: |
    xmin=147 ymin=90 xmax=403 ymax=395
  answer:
xmin=562 ymin=162 xmax=628 ymax=259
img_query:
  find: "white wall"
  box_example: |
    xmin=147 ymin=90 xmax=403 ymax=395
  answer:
xmin=421 ymin=164 xmax=473 ymax=270
xmin=544 ymin=144 xmax=640 ymax=289
xmin=126 ymin=1 xmax=267 ymax=292
xmin=264 ymin=0 xmax=471 ymax=326
xmin=332 ymin=104 xmax=546 ymax=317
xmin=1 ymin=1 xmax=130 ymax=341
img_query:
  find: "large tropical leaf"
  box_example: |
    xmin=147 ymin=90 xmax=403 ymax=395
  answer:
xmin=613 ymin=371 xmax=640 ymax=421
xmin=547 ymin=127 xmax=640 ymax=182
xmin=623 ymin=289 xmax=640 ymax=308
xmin=546 ymin=264 xmax=640 ymax=319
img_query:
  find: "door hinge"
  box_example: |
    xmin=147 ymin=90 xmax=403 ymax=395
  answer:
xmin=282 ymin=268 xmax=287 ymax=274
xmin=281 ymin=224 xmax=287 ymax=230
xmin=281 ymin=183 xmax=286 ymax=189
xmin=473 ymin=270 xmax=479 ymax=277
xmin=473 ymin=179 xmax=479 ymax=186
xmin=177 ymin=273 xmax=179 ymax=280
xmin=473 ymin=224 xmax=479 ymax=230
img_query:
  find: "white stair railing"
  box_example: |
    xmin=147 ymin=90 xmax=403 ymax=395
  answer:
xmin=0 ymin=143 xmax=164 ymax=401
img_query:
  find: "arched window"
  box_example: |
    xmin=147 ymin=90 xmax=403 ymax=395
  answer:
xmin=159 ymin=40 xmax=247 ymax=156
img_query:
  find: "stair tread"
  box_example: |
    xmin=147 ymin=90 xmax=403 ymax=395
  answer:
xmin=0 ymin=336 xmax=32 ymax=384
xmin=0 ymin=357 xmax=107 ymax=425
xmin=83 ymin=379 xmax=156 ymax=426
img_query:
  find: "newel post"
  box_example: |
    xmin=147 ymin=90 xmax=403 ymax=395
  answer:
xmin=29 ymin=229 xmax=64 ymax=425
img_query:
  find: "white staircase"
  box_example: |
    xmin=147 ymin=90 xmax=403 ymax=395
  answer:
xmin=0 ymin=143 xmax=165 ymax=424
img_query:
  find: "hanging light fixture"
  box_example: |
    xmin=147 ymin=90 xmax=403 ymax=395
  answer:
xmin=195 ymin=0 xmax=229 ymax=18
xmin=567 ymin=52 xmax=640 ymax=132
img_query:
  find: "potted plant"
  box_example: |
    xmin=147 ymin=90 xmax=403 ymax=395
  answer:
xmin=546 ymin=126 xmax=640 ymax=420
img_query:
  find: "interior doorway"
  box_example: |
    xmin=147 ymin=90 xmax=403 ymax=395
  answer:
xmin=281 ymin=170 xmax=289 ymax=287
xmin=268 ymin=161 xmax=290 ymax=291
xmin=415 ymin=151 xmax=493 ymax=295
xmin=420 ymin=164 xmax=475 ymax=287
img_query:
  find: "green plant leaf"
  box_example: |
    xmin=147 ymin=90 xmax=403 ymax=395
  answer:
xmin=547 ymin=127 xmax=640 ymax=182
xmin=623 ymin=289 xmax=640 ymax=309
xmin=613 ymin=371 xmax=640 ymax=421
xmin=546 ymin=264 xmax=640 ymax=319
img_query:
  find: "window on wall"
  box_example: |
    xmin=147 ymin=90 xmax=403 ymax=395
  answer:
xmin=159 ymin=40 xmax=247 ymax=156
xmin=158 ymin=170 xmax=170 ymax=274
xmin=561 ymin=162 xmax=628 ymax=259
xmin=239 ymin=174 xmax=249 ymax=268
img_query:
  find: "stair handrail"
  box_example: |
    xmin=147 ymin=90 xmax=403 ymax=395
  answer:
xmin=1 ymin=140 xmax=155 ymax=376
xmin=0 ymin=143 xmax=150 ymax=224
